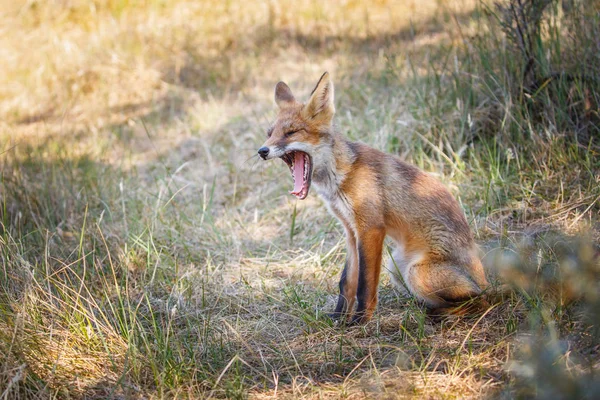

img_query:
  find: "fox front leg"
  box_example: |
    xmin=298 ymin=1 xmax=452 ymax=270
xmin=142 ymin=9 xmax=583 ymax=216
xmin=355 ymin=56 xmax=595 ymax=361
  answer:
xmin=329 ymin=227 xmax=358 ymax=322
xmin=350 ymin=226 xmax=385 ymax=325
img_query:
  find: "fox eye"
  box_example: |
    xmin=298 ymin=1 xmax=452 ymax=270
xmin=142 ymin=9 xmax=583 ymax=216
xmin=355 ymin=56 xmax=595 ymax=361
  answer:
xmin=285 ymin=130 xmax=300 ymax=137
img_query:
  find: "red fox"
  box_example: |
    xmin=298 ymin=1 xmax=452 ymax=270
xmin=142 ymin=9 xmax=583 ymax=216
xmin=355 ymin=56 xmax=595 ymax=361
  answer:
xmin=258 ymin=72 xmax=488 ymax=324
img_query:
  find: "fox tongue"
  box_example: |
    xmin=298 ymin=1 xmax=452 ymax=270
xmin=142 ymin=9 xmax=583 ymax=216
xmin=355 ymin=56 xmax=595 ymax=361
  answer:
xmin=292 ymin=152 xmax=304 ymax=194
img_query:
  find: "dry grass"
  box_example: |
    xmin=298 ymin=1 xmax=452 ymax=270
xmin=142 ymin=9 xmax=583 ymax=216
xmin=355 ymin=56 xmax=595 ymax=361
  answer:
xmin=1 ymin=0 xmax=599 ymax=398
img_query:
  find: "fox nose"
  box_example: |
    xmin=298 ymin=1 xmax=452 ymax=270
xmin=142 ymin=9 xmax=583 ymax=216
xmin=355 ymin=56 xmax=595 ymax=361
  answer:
xmin=258 ymin=146 xmax=270 ymax=160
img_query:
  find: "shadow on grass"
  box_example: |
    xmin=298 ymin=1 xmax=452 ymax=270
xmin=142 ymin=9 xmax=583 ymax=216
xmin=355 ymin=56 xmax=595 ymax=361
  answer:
xmin=160 ymin=6 xmax=479 ymax=94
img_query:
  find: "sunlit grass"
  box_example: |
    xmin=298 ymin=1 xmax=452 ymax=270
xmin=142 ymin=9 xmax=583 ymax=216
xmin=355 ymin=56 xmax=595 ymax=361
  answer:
xmin=1 ymin=0 xmax=599 ymax=398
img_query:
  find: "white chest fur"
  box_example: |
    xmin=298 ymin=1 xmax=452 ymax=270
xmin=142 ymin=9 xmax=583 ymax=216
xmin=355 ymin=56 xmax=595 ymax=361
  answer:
xmin=314 ymin=182 xmax=355 ymax=232
xmin=310 ymin=138 xmax=356 ymax=231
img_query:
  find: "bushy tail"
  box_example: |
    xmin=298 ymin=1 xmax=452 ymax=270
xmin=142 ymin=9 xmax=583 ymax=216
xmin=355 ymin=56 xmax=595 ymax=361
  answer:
xmin=429 ymin=297 xmax=491 ymax=317
xmin=430 ymin=284 xmax=512 ymax=316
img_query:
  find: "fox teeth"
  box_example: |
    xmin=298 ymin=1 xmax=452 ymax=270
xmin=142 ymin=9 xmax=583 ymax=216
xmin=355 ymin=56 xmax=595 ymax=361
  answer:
xmin=303 ymin=154 xmax=308 ymax=180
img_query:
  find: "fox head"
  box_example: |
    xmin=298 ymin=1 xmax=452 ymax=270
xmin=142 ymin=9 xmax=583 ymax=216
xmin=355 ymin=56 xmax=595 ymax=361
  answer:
xmin=258 ymin=72 xmax=335 ymax=200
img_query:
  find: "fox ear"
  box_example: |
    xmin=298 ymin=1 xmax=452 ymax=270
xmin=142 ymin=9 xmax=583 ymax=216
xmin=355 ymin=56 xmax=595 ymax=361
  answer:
xmin=275 ymin=81 xmax=296 ymax=108
xmin=303 ymin=72 xmax=335 ymax=123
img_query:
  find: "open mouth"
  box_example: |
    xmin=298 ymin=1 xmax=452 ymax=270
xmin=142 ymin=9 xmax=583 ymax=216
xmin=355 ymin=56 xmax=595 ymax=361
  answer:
xmin=280 ymin=151 xmax=312 ymax=200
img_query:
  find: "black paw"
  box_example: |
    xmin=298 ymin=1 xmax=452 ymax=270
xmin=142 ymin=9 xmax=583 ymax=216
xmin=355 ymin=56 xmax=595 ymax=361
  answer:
xmin=326 ymin=312 xmax=345 ymax=323
xmin=348 ymin=313 xmax=368 ymax=326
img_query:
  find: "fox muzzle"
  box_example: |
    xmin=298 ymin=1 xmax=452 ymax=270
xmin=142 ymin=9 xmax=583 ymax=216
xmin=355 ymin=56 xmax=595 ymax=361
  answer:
xmin=258 ymin=146 xmax=270 ymax=160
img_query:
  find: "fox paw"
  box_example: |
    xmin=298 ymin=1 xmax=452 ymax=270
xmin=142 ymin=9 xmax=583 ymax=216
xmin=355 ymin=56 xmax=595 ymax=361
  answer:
xmin=348 ymin=311 xmax=371 ymax=326
xmin=326 ymin=312 xmax=345 ymax=323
